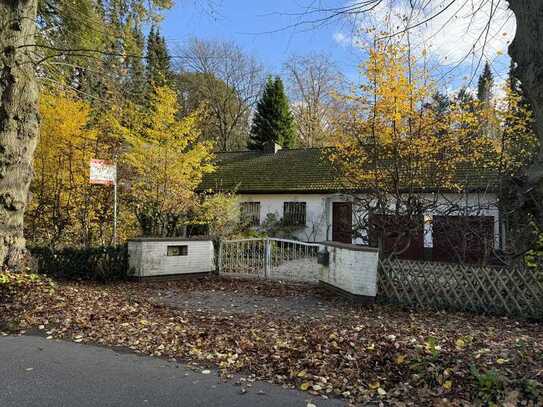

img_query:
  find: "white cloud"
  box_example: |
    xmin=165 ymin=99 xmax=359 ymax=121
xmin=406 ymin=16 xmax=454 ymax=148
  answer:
xmin=333 ymin=32 xmax=349 ymax=45
xmin=333 ymin=31 xmax=363 ymax=48
xmin=334 ymin=0 xmax=515 ymax=68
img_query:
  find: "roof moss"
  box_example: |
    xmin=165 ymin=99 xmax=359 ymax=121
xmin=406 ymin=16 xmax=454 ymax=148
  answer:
xmin=198 ymin=148 xmax=499 ymax=194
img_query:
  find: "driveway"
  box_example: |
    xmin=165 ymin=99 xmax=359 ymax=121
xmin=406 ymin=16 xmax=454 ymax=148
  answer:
xmin=0 ymin=335 xmax=344 ymax=407
xmin=150 ymin=286 xmax=343 ymax=319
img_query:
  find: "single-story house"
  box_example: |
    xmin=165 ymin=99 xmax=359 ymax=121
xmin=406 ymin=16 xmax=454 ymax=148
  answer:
xmin=199 ymin=144 xmax=502 ymax=263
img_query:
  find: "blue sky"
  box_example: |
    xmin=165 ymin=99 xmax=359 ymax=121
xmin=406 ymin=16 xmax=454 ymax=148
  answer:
xmin=160 ymin=1 xmax=515 ymax=93
xmin=160 ymin=0 xmax=363 ymax=78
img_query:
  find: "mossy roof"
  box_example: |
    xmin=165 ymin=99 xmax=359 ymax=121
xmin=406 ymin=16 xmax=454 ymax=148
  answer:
xmin=198 ymin=148 xmax=499 ymax=194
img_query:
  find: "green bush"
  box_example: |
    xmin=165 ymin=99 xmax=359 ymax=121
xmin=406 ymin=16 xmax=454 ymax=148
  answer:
xmin=470 ymin=366 xmax=505 ymax=403
xmin=30 ymin=246 xmax=130 ymax=282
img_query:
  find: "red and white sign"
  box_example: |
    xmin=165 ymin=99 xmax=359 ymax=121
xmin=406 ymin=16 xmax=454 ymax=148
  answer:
xmin=90 ymin=159 xmax=117 ymax=185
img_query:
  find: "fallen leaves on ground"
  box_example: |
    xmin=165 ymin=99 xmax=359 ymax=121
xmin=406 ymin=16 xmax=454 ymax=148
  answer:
xmin=1 ymin=274 xmax=542 ymax=405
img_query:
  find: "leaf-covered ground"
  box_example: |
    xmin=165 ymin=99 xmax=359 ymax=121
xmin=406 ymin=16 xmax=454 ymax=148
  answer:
xmin=1 ymin=273 xmax=542 ymax=406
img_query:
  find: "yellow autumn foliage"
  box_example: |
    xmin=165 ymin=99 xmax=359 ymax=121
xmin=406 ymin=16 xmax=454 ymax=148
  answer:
xmin=497 ymin=82 xmax=539 ymax=177
xmin=329 ymin=36 xmax=538 ymax=202
xmin=116 ymin=86 xmax=215 ymax=235
xmin=329 ymin=41 xmax=500 ymax=193
xmin=27 ymin=90 xmax=100 ymax=246
xmin=28 ymin=86 xmax=218 ymax=245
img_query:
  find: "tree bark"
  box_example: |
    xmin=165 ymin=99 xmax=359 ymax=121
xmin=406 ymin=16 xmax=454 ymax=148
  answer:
xmin=0 ymin=0 xmax=39 ymax=270
xmin=508 ymin=0 xmax=543 ymax=224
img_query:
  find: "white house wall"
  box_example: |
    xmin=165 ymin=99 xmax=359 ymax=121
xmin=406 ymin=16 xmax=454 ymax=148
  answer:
xmin=238 ymin=193 xmax=329 ymax=242
xmin=237 ymin=191 xmax=501 ymax=247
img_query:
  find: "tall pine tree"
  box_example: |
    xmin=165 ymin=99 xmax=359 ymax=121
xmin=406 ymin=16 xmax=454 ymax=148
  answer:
xmin=477 ymin=62 xmax=498 ymax=139
xmin=248 ymin=76 xmax=296 ymax=150
xmin=125 ymin=21 xmax=146 ymax=104
xmin=477 ymin=62 xmax=494 ymax=105
xmin=145 ymin=26 xmax=173 ymax=89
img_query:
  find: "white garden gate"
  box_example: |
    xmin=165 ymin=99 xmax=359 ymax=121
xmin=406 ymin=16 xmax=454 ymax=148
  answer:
xmin=218 ymin=238 xmax=322 ymax=283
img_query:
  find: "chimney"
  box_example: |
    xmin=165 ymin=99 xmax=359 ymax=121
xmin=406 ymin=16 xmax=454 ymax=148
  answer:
xmin=263 ymin=141 xmax=282 ymax=154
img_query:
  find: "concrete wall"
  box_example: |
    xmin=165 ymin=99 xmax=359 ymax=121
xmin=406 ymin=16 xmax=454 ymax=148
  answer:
xmin=268 ymin=256 xmax=322 ymax=283
xmin=319 ymin=242 xmax=379 ymax=300
xmin=128 ymin=238 xmax=214 ymax=277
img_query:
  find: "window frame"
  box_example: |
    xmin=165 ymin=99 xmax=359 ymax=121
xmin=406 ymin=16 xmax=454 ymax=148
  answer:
xmin=167 ymin=245 xmax=188 ymax=256
xmin=283 ymin=201 xmax=307 ymax=227
xmin=240 ymin=201 xmax=261 ymax=227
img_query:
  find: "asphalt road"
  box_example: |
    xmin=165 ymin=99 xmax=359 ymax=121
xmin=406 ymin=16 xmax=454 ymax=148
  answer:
xmin=0 ymin=335 xmax=344 ymax=407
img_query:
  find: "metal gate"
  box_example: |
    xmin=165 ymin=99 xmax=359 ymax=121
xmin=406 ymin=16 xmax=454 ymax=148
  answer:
xmin=218 ymin=238 xmax=322 ymax=282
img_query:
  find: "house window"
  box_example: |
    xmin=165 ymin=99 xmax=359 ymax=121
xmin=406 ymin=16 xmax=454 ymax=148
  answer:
xmin=167 ymin=245 xmax=188 ymax=256
xmin=240 ymin=202 xmax=260 ymax=227
xmin=283 ymin=202 xmax=307 ymax=226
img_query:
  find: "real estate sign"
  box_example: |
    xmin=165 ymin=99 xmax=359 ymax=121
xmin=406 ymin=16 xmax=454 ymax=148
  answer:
xmin=90 ymin=159 xmax=116 ymax=185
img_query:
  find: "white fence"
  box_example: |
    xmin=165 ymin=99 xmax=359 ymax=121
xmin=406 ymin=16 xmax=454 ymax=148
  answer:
xmin=218 ymin=238 xmax=322 ymax=282
xmin=218 ymin=239 xmax=380 ymax=301
xmin=217 ymin=238 xmax=542 ymax=317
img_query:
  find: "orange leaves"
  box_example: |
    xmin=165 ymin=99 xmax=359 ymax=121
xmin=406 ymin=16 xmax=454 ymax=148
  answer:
xmin=2 ymin=277 xmax=543 ymax=404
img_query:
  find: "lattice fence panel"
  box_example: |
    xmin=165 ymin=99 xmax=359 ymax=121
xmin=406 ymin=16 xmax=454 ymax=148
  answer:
xmin=378 ymin=258 xmax=543 ymax=319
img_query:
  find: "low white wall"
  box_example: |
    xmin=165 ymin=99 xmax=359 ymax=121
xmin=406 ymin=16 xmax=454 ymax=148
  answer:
xmin=268 ymin=257 xmax=322 ymax=283
xmin=128 ymin=238 xmax=214 ymax=277
xmin=319 ymin=242 xmax=379 ymax=300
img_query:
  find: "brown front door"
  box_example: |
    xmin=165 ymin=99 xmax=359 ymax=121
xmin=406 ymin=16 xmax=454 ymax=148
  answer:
xmin=332 ymin=202 xmax=352 ymax=243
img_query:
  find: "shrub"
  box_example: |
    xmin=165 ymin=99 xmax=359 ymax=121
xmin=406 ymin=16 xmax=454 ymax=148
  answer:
xmin=470 ymin=366 xmax=505 ymax=403
xmin=258 ymin=213 xmax=301 ymax=240
xmin=30 ymin=245 xmax=130 ymax=282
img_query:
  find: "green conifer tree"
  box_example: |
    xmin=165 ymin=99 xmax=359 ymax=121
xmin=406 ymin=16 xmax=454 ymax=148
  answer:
xmin=125 ymin=22 xmax=146 ymax=103
xmin=477 ymin=62 xmax=495 ymax=105
xmin=145 ymin=26 xmax=173 ymax=88
xmin=248 ymin=76 xmax=296 ymax=150
xmin=426 ymin=91 xmax=451 ymax=137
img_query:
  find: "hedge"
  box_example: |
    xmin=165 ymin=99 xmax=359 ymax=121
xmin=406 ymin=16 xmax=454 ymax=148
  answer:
xmin=30 ymin=245 xmax=130 ymax=282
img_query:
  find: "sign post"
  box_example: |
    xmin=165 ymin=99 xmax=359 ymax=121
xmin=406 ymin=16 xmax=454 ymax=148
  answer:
xmin=113 ymin=181 xmax=117 ymax=245
xmin=90 ymin=159 xmax=118 ymax=245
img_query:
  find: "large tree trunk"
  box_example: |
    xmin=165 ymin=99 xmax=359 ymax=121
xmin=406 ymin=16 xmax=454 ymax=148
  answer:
xmin=508 ymin=0 xmax=543 ymax=225
xmin=0 ymin=0 xmax=39 ymax=270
